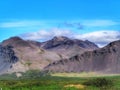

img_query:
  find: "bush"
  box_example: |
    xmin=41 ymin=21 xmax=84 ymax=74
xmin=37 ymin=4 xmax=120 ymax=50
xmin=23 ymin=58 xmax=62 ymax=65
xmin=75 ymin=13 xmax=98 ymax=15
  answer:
xmin=83 ymin=78 xmax=113 ymax=89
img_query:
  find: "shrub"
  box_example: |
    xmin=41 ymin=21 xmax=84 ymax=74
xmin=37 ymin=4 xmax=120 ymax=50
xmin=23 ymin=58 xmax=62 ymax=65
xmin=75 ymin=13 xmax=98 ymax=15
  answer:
xmin=83 ymin=78 xmax=113 ymax=89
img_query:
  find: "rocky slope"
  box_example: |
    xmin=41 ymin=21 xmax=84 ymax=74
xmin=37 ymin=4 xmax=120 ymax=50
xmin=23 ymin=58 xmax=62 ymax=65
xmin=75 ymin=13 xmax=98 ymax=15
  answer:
xmin=0 ymin=36 xmax=98 ymax=74
xmin=41 ymin=36 xmax=98 ymax=58
xmin=44 ymin=40 xmax=120 ymax=74
xmin=1 ymin=37 xmax=62 ymax=73
xmin=0 ymin=45 xmax=18 ymax=74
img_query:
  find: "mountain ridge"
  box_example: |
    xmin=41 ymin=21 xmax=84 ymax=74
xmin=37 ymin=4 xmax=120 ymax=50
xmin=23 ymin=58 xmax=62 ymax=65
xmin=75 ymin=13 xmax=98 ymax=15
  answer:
xmin=44 ymin=40 xmax=120 ymax=74
xmin=41 ymin=36 xmax=98 ymax=58
xmin=1 ymin=36 xmax=119 ymax=74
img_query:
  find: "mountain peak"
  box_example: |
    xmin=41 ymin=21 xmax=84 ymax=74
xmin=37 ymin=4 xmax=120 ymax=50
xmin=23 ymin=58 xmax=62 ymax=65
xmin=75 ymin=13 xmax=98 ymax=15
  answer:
xmin=2 ymin=36 xmax=31 ymax=47
xmin=8 ymin=36 xmax=23 ymax=41
xmin=2 ymin=36 xmax=23 ymax=44
xmin=52 ymin=36 xmax=69 ymax=41
xmin=41 ymin=36 xmax=98 ymax=50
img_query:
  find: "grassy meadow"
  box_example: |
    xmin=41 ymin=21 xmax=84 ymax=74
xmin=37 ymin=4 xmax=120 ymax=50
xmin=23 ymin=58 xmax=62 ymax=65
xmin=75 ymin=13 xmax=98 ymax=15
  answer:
xmin=0 ymin=71 xmax=119 ymax=90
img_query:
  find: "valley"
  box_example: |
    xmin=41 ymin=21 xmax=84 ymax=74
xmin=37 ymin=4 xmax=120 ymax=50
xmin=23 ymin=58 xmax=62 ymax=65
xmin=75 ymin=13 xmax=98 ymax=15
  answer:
xmin=0 ymin=36 xmax=120 ymax=90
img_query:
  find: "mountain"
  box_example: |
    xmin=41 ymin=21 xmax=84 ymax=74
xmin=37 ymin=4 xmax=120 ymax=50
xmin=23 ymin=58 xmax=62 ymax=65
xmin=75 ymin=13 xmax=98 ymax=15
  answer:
xmin=1 ymin=37 xmax=62 ymax=73
xmin=0 ymin=36 xmax=98 ymax=74
xmin=0 ymin=36 xmax=120 ymax=74
xmin=44 ymin=40 xmax=120 ymax=74
xmin=41 ymin=36 xmax=98 ymax=58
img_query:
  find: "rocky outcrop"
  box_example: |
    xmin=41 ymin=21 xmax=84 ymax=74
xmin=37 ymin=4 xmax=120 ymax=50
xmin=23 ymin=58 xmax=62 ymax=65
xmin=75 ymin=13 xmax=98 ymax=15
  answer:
xmin=0 ymin=45 xmax=18 ymax=74
xmin=0 ymin=45 xmax=18 ymax=63
xmin=44 ymin=40 xmax=120 ymax=74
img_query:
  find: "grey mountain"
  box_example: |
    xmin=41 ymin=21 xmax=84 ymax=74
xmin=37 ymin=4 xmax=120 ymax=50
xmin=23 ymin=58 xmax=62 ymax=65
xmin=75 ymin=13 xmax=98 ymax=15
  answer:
xmin=44 ymin=40 xmax=120 ymax=74
xmin=0 ymin=36 xmax=98 ymax=74
xmin=41 ymin=36 xmax=98 ymax=58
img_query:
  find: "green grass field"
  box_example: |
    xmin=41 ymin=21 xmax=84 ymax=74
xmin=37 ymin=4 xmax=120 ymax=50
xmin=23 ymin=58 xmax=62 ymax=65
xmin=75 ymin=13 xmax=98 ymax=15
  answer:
xmin=0 ymin=71 xmax=119 ymax=90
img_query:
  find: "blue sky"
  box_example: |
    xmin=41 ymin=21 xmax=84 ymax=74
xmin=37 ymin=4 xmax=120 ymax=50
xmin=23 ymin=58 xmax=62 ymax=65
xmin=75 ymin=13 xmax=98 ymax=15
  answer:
xmin=0 ymin=0 xmax=120 ymax=47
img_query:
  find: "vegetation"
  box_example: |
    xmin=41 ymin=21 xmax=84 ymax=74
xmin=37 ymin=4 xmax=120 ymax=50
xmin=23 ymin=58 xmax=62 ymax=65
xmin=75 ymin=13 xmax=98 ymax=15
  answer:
xmin=0 ymin=71 xmax=119 ymax=90
xmin=83 ymin=78 xmax=113 ymax=89
xmin=25 ymin=61 xmax=32 ymax=66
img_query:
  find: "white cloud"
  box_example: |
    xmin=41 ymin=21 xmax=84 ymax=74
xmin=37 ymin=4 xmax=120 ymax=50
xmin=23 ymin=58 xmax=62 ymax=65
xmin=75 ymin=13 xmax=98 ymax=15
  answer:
xmin=82 ymin=20 xmax=119 ymax=27
xmin=0 ymin=20 xmax=42 ymax=28
xmin=20 ymin=28 xmax=120 ymax=47
xmin=55 ymin=19 xmax=119 ymax=30
xmin=20 ymin=28 xmax=72 ymax=41
xmin=0 ymin=19 xmax=119 ymax=30
xmin=74 ymin=30 xmax=120 ymax=47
